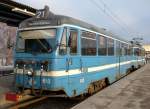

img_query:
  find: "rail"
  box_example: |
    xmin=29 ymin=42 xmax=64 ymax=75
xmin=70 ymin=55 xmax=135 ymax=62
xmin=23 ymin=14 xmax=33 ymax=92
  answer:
xmin=6 ymin=96 xmax=48 ymax=109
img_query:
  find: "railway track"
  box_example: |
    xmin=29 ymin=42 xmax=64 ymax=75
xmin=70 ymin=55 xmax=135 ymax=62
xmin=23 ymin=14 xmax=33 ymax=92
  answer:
xmin=5 ymin=96 xmax=48 ymax=109
xmin=5 ymin=95 xmax=83 ymax=109
xmin=27 ymin=96 xmax=83 ymax=109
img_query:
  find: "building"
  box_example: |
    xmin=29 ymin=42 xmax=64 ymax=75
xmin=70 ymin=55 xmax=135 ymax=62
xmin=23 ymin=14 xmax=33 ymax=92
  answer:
xmin=0 ymin=22 xmax=16 ymax=65
xmin=143 ymin=45 xmax=150 ymax=63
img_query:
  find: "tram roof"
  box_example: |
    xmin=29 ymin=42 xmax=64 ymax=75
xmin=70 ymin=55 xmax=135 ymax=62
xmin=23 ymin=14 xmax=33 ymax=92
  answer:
xmin=19 ymin=6 xmax=129 ymax=43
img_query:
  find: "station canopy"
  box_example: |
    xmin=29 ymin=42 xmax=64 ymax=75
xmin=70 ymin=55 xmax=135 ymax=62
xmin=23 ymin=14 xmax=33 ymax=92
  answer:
xmin=0 ymin=0 xmax=36 ymax=27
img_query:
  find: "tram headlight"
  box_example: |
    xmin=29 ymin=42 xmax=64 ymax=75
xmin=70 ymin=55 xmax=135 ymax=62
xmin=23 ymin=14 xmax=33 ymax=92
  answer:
xmin=27 ymin=68 xmax=33 ymax=76
xmin=27 ymin=71 xmax=32 ymax=76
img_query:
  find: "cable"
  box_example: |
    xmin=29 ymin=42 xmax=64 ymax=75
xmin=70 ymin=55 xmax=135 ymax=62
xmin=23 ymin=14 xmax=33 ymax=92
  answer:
xmin=89 ymin=0 xmax=133 ymax=36
xmin=98 ymin=0 xmax=138 ymax=36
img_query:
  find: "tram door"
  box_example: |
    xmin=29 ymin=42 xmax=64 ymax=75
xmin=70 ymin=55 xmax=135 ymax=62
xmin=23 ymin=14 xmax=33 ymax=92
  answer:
xmin=67 ymin=28 xmax=85 ymax=91
xmin=116 ymin=41 xmax=121 ymax=79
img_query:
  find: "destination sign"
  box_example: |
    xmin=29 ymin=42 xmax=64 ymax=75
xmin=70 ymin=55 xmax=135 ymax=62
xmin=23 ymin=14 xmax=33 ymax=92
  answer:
xmin=19 ymin=6 xmax=59 ymax=28
xmin=28 ymin=20 xmax=52 ymax=26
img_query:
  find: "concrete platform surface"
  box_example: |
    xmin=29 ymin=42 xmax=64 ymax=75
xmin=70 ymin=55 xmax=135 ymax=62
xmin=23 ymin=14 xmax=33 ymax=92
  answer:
xmin=0 ymin=75 xmax=15 ymax=109
xmin=72 ymin=64 xmax=150 ymax=109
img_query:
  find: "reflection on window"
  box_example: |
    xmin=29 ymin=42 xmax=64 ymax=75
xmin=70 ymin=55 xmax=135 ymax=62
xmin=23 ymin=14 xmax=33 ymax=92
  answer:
xmin=81 ymin=31 xmax=96 ymax=55
xmin=16 ymin=37 xmax=25 ymax=52
xmin=120 ymin=43 xmax=128 ymax=56
xmin=16 ymin=29 xmax=56 ymax=53
xmin=69 ymin=29 xmax=78 ymax=55
xmin=124 ymin=44 xmax=128 ymax=56
xmin=59 ymin=28 xmax=67 ymax=55
xmin=19 ymin=29 xmax=56 ymax=39
xmin=107 ymin=38 xmax=114 ymax=56
xmin=25 ymin=39 xmax=52 ymax=53
xmin=127 ymin=45 xmax=133 ymax=56
xmin=116 ymin=41 xmax=120 ymax=56
xmin=98 ymin=35 xmax=107 ymax=55
xmin=134 ymin=48 xmax=140 ymax=56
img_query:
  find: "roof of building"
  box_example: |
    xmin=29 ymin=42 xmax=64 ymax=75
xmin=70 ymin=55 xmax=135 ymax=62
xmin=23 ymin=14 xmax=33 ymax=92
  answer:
xmin=0 ymin=0 xmax=36 ymax=26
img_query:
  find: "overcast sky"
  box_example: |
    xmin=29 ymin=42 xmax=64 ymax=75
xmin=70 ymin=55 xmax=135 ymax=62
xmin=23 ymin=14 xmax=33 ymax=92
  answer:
xmin=14 ymin=0 xmax=150 ymax=44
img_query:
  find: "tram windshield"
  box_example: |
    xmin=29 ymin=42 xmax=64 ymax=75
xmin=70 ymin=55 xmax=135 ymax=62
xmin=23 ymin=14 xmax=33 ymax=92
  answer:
xmin=16 ymin=29 xmax=56 ymax=53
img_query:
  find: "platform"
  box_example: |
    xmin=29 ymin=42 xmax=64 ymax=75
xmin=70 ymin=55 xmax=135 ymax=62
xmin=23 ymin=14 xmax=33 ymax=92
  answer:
xmin=0 ymin=75 xmax=15 ymax=109
xmin=72 ymin=64 xmax=150 ymax=109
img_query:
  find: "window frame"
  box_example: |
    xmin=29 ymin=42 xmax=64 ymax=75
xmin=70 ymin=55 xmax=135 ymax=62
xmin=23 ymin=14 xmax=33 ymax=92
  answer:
xmin=81 ymin=30 xmax=97 ymax=56
xmin=69 ymin=28 xmax=78 ymax=55
xmin=107 ymin=38 xmax=114 ymax=56
xmin=115 ymin=40 xmax=121 ymax=56
xmin=98 ymin=35 xmax=107 ymax=56
xmin=59 ymin=27 xmax=67 ymax=56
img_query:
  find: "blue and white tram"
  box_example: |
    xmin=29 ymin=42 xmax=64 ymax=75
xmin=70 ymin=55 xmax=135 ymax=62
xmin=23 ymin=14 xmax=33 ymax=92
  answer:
xmin=15 ymin=7 xmax=145 ymax=97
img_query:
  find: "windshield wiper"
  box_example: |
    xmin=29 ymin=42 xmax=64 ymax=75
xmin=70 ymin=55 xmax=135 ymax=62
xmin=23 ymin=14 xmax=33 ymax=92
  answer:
xmin=36 ymin=39 xmax=52 ymax=53
xmin=37 ymin=39 xmax=48 ymax=51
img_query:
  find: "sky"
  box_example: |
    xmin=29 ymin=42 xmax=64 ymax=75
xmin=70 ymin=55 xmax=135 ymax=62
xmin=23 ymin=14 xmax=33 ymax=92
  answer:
xmin=14 ymin=0 xmax=150 ymax=44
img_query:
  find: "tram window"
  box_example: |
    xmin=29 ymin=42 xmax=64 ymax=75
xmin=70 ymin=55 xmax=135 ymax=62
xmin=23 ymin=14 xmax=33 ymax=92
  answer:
xmin=137 ymin=48 xmax=139 ymax=56
xmin=81 ymin=31 xmax=96 ymax=56
xmin=16 ymin=37 xmax=25 ymax=52
xmin=139 ymin=49 xmax=141 ymax=56
xmin=122 ymin=43 xmax=128 ymax=56
xmin=124 ymin=44 xmax=128 ymax=56
xmin=120 ymin=43 xmax=125 ymax=56
xmin=116 ymin=41 xmax=120 ymax=56
xmin=138 ymin=49 xmax=140 ymax=56
xmin=134 ymin=48 xmax=136 ymax=56
xmin=127 ymin=45 xmax=132 ymax=56
xmin=130 ymin=47 xmax=133 ymax=56
xmin=69 ymin=29 xmax=78 ymax=55
xmin=98 ymin=35 xmax=107 ymax=55
xmin=59 ymin=28 xmax=67 ymax=55
xmin=134 ymin=48 xmax=139 ymax=56
xmin=107 ymin=38 xmax=114 ymax=56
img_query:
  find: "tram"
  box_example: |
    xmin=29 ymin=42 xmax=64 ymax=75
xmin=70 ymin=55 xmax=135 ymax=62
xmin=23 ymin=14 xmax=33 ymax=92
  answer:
xmin=14 ymin=6 xmax=145 ymax=97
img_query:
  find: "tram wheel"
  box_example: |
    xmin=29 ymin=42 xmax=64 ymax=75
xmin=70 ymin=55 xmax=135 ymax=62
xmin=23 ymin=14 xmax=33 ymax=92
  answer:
xmin=88 ymin=84 xmax=95 ymax=95
xmin=87 ymin=78 xmax=108 ymax=95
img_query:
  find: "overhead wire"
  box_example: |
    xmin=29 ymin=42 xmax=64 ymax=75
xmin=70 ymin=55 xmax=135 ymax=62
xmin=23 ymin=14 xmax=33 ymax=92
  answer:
xmin=98 ymin=0 xmax=138 ymax=36
xmin=89 ymin=0 xmax=134 ymax=37
xmin=51 ymin=0 xmax=139 ymax=39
